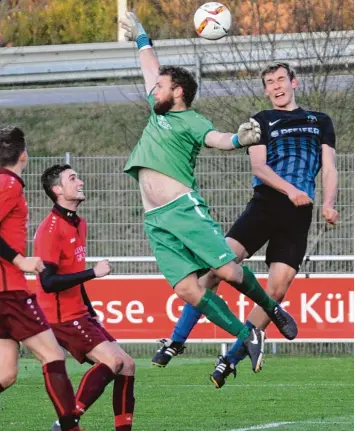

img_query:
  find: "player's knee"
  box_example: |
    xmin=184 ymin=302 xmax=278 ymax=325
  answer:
xmin=1 ymin=368 xmax=18 ymax=389
xmin=175 ymin=283 xmax=200 ymax=306
xmin=120 ymin=356 xmax=135 ymax=376
xmin=37 ymin=346 xmax=65 ymax=365
xmin=108 ymin=355 xmax=124 ymax=375
xmin=215 ymin=264 xmax=242 ymax=285
xmin=205 ymin=271 xmax=220 ymax=291
xmin=227 ymin=267 xmax=242 ymax=284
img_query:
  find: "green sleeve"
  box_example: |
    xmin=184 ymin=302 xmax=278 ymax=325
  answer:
xmin=189 ymin=112 xmax=216 ymax=147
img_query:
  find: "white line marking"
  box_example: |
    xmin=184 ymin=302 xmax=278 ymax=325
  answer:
xmin=227 ymin=420 xmax=353 ymax=431
xmin=228 ymin=423 xmax=294 ymax=431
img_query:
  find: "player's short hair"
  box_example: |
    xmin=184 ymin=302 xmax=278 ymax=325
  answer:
xmin=0 ymin=126 xmax=26 ymax=168
xmin=41 ymin=164 xmax=71 ymax=203
xmin=159 ymin=65 xmax=198 ymax=107
xmin=261 ymin=62 xmax=296 ymax=88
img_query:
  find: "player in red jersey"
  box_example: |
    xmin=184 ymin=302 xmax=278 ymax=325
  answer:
xmin=34 ymin=164 xmax=135 ymax=431
xmin=0 ymin=126 xmax=83 ymax=431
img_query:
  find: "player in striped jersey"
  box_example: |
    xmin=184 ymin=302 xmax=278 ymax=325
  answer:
xmin=152 ymin=62 xmax=338 ymax=388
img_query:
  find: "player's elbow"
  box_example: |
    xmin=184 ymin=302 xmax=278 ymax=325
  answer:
xmin=40 ymin=264 xmax=59 ymax=293
xmin=41 ymin=283 xmax=55 ymax=294
xmin=40 ymin=275 xmax=56 ymax=293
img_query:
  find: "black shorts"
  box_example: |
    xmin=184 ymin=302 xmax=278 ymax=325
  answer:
xmin=227 ymin=186 xmax=313 ymax=271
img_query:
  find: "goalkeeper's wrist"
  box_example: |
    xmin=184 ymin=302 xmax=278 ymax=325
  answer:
xmin=231 ymin=134 xmax=241 ymax=149
xmin=136 ymin=24 xmax=152 ymax=51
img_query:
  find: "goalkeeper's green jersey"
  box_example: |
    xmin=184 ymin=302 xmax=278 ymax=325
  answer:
xmin=124 ymin=92 xmax=215 ymax=191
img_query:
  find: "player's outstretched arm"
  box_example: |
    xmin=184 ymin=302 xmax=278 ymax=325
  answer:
xmin=119 ymin=11 xmax=159 ymax=95
xmin=205 ymin=131 xmax=235 ymax=150
xmin=205 ymin=119 xmax=261 ymax=150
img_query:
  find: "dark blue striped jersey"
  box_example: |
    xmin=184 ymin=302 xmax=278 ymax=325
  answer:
xmin=251 ymin=108 xmax=336 ymax=200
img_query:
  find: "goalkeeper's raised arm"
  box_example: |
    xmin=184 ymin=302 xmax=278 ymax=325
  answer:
xmin=119 ymin=11 xmax=159 ymax=95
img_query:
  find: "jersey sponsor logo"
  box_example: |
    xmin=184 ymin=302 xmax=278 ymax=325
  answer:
xmin=269 ymin=119 xmax=281 ymax=126
xmin=271 ymin=127 xmax=320 ymax=138
xmin=157 ymin=115 xmax=172 ymax=130
xmin=75 ymin=245 xmax=86 ymax=262
xmin=281 ymin=127 xmax=320 ymax=135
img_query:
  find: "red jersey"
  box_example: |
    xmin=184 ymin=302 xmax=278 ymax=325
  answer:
xmin=0 ymin=169 xmax=28 ymax=292
xmin=34 ymin=205 xmax=88 ymax=323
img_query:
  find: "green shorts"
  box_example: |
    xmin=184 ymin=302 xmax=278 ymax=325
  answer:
xmin=144 ymin=191 xmax=236 ymax=287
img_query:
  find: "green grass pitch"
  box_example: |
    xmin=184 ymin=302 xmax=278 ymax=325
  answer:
xmin=0 ymin=356 xmax=353 ymax=431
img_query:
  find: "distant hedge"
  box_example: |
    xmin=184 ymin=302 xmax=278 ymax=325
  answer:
xmin=0 ymin=0 xmax=353 ymax=47
xmin=0 ymin=0 xmax=117 ymax=46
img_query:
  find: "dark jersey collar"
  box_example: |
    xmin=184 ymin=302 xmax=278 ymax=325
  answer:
xmin=52 ymin=203 xmax=80 ymax=227
xmin=272 ymin=107 xmax=303 ymax=113
xmin=0 ymin=168 xmax=25 ymax=187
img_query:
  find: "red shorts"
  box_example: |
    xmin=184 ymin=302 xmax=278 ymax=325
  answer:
xmin=51 ymin=315 xmax=116 ymax=364
xmin=0 ymin=291 xmax=50 ymax=341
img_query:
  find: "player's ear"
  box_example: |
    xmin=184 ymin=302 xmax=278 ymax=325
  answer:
xmin=52 ymin=184 xmax=62 ymax=197
xmin=18 ymin=150 xmax=27 ymax=163
xmin=174 ymin=85 xmax=184 ymax=100
xmin=291 ymin=77 xmax=298 ymax=90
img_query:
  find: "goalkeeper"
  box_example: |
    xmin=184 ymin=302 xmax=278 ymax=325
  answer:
xmin=120 ymin=11 xmax=298 ymax=375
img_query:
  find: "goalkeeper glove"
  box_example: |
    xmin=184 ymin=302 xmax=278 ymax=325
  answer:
xmin=119 ymin=11 xmax=152 ymax=50
xmin=232 ymin=118 xmax=261 ymax=148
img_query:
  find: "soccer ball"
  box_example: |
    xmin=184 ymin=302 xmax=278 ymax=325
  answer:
xmin=194 ymin=2 xmax=232 ymax=40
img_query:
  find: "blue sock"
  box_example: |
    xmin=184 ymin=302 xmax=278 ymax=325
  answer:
xmin=172 ymin=303 xmax=202 ymax=343
xmin=226 ymin=320 xmax=256 ymax=365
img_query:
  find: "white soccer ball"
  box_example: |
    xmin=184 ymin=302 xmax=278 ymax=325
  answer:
xmin=194 ymin=2 xmax=232 ymax=40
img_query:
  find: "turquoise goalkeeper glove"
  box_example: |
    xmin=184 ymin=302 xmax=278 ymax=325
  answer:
xmin=231 ymin=119 xmax=261 ymax=148
xmin=119 ymin=11 xmax=151 ymax=50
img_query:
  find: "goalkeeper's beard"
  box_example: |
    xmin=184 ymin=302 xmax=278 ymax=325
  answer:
xmin=153 ymin=97 xmax=175 ymax=115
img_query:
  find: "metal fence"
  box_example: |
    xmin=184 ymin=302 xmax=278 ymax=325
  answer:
xmin=0 ymin=31 xmax=353 ymax=84
xmin=23 ymin=154 xmax=353 ymax=275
